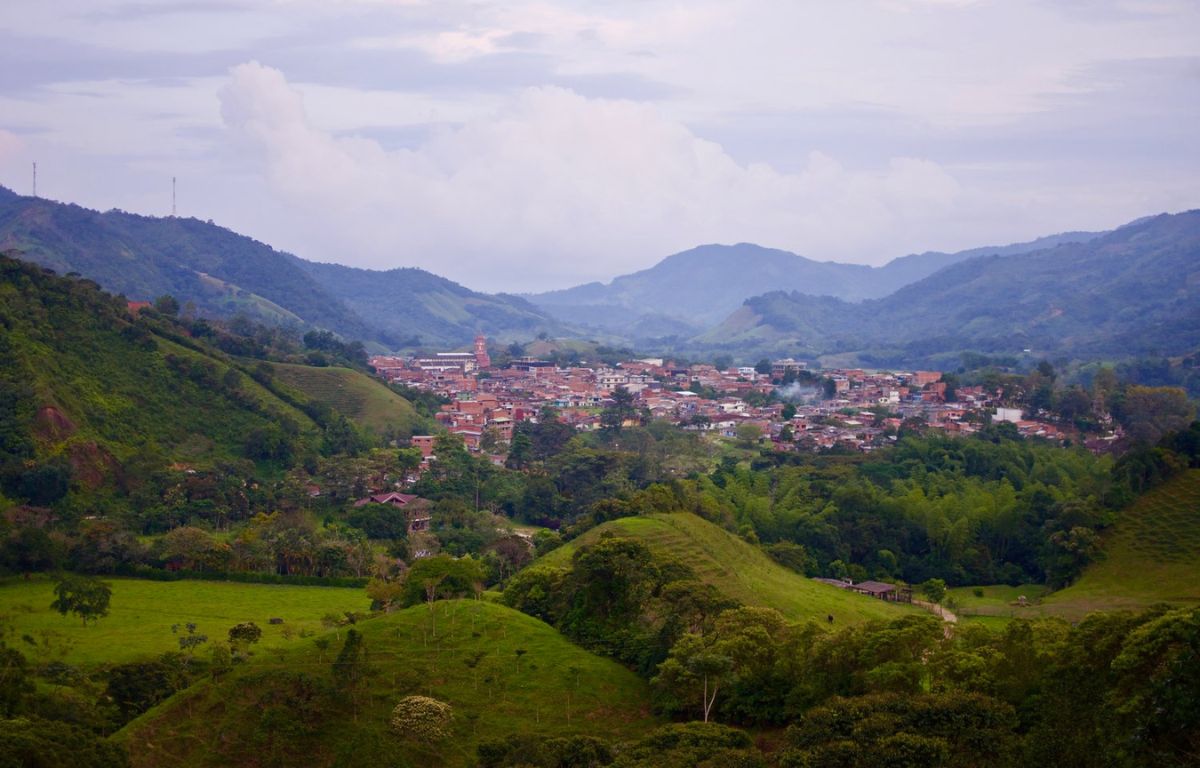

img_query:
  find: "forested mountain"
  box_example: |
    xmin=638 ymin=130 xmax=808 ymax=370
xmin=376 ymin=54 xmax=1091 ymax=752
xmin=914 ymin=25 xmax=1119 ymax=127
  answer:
xmin=526 ymin=230 xmax=1102 ymax=337
xmin=0 ymin=187 xmax=565 ymax=350
xmin=696 ymin=210 xmax=1200 ymax=365
xmin=295 ymin=259 xmax=565 ymax=348
xmin=0 ymin=254 xmax=392 ymax=513
xmin=0 ymin=186 xmax=379 ymax=343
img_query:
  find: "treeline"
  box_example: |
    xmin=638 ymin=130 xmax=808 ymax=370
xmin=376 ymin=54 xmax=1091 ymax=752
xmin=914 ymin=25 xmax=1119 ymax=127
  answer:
xmin=583 ymin=423 xmax=1200 ymax=588
xmin=502 ymin=534 xmax=1199 ymax=768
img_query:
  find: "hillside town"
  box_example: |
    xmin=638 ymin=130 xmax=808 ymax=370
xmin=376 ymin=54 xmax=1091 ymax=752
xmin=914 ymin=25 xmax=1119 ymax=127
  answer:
xmin=370 ymin=336 xmax=1095 ymax=460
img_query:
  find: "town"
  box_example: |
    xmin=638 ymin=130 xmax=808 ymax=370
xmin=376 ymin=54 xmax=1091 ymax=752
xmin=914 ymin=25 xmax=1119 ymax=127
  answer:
xmin=370 ymin=336 xmax=1096 ymax=463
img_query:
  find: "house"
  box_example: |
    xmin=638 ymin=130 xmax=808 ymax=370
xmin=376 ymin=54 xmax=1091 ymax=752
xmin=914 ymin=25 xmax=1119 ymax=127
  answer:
xmin=352 ymin=492 xmax=433 ymax=533
xmin=849 ymin=580 xmax=913 ymax=603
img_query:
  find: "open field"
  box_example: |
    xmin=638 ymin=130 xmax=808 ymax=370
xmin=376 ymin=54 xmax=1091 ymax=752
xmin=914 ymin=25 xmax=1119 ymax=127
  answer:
xmin=538 ymin=513 xmax=918 ymax=624
xmin=119 ymin=600 xmax=660 ymax=768
xmin=0 ymin=577 xmax=370 ymax=665
xmin=269 ymin=363 xmax=420 ymax=437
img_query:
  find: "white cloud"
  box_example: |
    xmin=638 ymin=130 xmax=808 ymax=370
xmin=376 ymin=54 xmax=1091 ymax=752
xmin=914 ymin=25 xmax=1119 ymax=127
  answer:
xmin=219 ymin=62 xmax=978 ymax=290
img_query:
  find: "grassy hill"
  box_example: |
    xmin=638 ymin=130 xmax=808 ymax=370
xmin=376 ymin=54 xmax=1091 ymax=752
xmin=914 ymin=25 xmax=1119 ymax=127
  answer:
xmin=948 ymin=470 xmax=1200 ymax=625
xmin=117 ymin=600 xmax=659 ymax=768
xmin=0 ymin=577 xmax=370 ymax=665
xmin=539 ymin=514 xmax=916 ymax=624
xmin=268 ymin=363 xmax=421 ymax=438
xmin=1041 ymin=469 xmax=1200 ymax=619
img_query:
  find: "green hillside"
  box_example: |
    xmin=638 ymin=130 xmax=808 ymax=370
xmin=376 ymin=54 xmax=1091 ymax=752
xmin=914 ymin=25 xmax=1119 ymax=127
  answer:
xmin=0 ymin=255 xmax=321 ymax=503
xmin=538 ymin=514 xmax=915 ymax=624
xmin=1041 ymin=469 xmax=1200 ymax=619
xmin=268 ymin=363 xmax=421 ymax=438
xmin=117 ymin=600 xmax=659 ymax=768
xmin=948 ymin=470 xmax=1200 ymax=625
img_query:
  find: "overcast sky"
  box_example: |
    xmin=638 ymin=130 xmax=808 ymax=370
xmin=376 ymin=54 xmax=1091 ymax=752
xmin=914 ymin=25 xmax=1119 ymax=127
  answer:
xmin=1 ymin=0 xmax=1197 ymax=292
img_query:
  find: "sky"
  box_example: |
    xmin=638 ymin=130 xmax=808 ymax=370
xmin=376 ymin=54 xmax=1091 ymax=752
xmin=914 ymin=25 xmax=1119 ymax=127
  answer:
xmin=0 ymin=1 xmax=1197 ymax=292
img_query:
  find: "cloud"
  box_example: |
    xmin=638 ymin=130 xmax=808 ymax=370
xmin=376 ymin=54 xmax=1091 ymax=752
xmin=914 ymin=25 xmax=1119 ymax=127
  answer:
xmin=0 ymin=130 xmax=24 ymax=162
xmin=219 ymin=61 xmax=974 ymax=290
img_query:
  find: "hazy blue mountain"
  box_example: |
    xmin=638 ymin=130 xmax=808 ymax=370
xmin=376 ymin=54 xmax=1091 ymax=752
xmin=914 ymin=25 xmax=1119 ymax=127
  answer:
xmin=694 ymin=210 xmax=1200 ymax=365
xmin=527 ymin=231 xmax=1104 ymax=337
xmin=0 ymin=187 xmax=563 ymax=350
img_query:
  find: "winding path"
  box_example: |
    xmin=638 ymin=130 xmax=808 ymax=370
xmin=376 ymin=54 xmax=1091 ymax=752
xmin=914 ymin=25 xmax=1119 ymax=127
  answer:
xmin=913 ymin=599 xmax=958 ymax=636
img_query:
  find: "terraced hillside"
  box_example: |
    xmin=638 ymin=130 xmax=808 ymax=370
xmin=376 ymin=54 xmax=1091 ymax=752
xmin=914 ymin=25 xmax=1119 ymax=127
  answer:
xmin=269 ymin=363 xmax=421 ymax=438
xmin=538 ymin=514 xmax=916 ymax=624
xmin=118 ymin=600 xmax=659 ymax=768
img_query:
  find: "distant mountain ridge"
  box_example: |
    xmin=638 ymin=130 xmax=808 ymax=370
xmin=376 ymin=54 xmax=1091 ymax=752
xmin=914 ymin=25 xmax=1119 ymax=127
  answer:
xmin=694 ymin=210 xmax=1200 ymax=365
xmin=0 ymin=186 xmax=563 ymax=349
xmin=526 ymin=230 xmax=1104 ymax=338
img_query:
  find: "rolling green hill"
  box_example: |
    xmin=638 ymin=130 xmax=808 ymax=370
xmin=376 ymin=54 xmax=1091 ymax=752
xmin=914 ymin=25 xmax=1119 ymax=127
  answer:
xmin=0 ymin=255 xmax=324 ymax=503
xmin=538 ymin=514 xmax=915 ymax=624
xmin=117 ymin=600 xmax=659 ymax=768
xmin=268 ymin=362 xmax=422 ymax=438
xmin=1041 ymin=469 xmax=1200 ymax=619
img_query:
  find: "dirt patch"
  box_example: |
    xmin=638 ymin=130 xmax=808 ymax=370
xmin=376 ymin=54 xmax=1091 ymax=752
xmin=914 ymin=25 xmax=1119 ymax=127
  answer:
xmin=35 ymin=406 xmax=76 ymax=442
xmin=66 ymin=441 xmax=124 ymax=490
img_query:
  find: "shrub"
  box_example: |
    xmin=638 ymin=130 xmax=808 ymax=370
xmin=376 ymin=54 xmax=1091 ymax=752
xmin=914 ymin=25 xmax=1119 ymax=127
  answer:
xmin=390 ymin=695 xmax=453 ymax=741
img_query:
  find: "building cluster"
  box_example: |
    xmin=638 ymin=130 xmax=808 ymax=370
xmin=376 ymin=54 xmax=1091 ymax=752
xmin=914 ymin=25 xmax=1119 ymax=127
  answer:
xmin=371 ymin=337 xmax=1075 ymax=458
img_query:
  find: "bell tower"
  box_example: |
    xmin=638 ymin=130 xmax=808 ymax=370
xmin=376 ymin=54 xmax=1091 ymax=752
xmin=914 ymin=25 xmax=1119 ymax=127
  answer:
xmin=474 ymin=334 xmax=490 ymax=369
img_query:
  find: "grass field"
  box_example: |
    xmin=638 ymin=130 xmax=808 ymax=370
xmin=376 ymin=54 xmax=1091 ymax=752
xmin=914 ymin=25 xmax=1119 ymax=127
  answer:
xmin=269 ymin=363 xmax=420 ymax=437
xmin=119 ymin=600 xmax=659 ymax=768
xmin=946 ymin=584 xmax=1048 ymax=627
xmin=538 ymin=513 xmax=917 ymax=625
xmin=0 ymin=577 xmax=370 ymax=665
xmin=950 ymin=470 xmax=1200 ymax=625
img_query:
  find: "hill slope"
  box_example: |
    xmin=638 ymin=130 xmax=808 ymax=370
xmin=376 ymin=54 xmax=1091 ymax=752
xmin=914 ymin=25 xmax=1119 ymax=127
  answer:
xmin=118 ymin=600 xmax=659 ymax=768
xmin=0 ymin=255 xmax=323 ymax=499
xmin=539 ymin=514 xmax=915 ymax=624
xmin=699 ymin=210 xmax=1200 ymax=364
xmin=1041 ymin=469 xmax=1200 ymax=619
xmin=0 ymin=187 xmax=566 ymax=350
xmin=527 ymin=231 xmax=1102 ymax=339
xmin=295 ymin=259 xmax=565 ymax=348
xmin=0 ymin=188 xmax=379 ymax=342
xmin=268 ymin=362 xmax=422 ymax=438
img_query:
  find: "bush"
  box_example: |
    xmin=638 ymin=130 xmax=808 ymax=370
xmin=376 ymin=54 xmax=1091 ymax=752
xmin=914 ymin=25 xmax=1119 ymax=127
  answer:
xmin=390 ymin=695 xmax=453 ymax=741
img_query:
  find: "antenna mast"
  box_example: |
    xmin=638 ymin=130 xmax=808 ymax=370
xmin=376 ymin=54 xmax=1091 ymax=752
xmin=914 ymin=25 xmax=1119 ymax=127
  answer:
xmin=172 ymin=176 xmax=176 ymax=217
xmin=32 ymin=162 xmax=37 ymax=198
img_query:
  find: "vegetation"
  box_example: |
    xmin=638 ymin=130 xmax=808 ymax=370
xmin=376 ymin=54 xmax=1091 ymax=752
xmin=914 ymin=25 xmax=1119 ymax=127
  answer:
xmin=118 ymin=601 xmax=659 ymax=768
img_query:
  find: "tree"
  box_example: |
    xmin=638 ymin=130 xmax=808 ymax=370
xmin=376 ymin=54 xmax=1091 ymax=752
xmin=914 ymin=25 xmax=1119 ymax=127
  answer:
xmin=601 ymin=387 xmax=638 ymax=434
xmin=332 ymin=628 xmax=366 ymax=692
xmin=754 ymin=358 xmax=772 ymax=375
xmin=920 ymin=578 xmax=947 ymax=604
xmin=1116 ymin=386 xmax=1195 ymax=445
xmin=391 ymin=695 xmax=453 ymax=741
xmin=50 ymin=574 xmax=112 ymax=626
xmin=228 ymin=622 xmax=263 ymax=657
xmin=153 ymin=294 xmax=180 ymax=316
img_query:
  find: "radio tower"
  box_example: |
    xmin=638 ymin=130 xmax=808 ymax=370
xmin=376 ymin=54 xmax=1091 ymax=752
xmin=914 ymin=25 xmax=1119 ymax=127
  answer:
xmin=172 ymin=177 xmax=176 ymax=217
xmin=32 ymin=162 xmax=37 ymax=198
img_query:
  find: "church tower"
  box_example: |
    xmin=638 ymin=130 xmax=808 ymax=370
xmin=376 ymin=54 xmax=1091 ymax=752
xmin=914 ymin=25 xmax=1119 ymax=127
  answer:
xmin=474 ymin=334 xmax=491 ymax=370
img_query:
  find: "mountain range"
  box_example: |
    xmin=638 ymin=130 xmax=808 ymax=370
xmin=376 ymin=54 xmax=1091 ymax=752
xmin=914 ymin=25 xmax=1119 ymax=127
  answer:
xmin=695 ymin=211 xmax=1200 ymax=365
xmin=1 ymin=184 xmax=1195 ymax=366
xmin=525 ymin=231 xmax=1103 ymax=337
xmin=0 ymin=186 xmax=559 ymax=350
